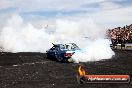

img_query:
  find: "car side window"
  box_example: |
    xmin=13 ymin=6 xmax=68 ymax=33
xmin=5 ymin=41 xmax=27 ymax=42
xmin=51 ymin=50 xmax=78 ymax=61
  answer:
xmin=60 ymin=45 xmax=65 ymax=49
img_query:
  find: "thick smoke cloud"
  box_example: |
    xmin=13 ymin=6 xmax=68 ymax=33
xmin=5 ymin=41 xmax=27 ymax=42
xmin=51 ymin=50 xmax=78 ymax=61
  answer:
xmin=0 ymin=14 xmax=53 ymax=52
xmin=0 ymin=14 xmax=114 ymax=62
xmin=71 ymin=39 xmax=115 ymax=63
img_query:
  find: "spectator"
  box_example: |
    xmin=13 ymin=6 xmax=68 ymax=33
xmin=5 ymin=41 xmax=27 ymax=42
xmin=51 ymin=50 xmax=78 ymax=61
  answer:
xmin=106 ymin=24 xmax=132 ymax=44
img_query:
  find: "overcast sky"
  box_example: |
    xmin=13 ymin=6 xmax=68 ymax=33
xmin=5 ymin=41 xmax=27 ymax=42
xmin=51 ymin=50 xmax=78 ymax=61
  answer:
xmin=0 ymin=0 xmax=132 ymax=29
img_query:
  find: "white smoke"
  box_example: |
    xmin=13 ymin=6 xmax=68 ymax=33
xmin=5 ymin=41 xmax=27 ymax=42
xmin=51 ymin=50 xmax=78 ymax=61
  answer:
xmin=0 ymin=14 xmax=54 ymax=52
xmin=71 ymin=39 xmax=115 ymax=63
xmin=0 ymin=14 xmax=114 ymax=62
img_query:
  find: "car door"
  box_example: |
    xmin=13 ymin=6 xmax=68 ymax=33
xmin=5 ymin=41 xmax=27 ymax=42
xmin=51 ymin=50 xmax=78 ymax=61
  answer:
xmin=54 ymin=46 xmax=60 ymax=58
xmin=49 ymin=46 xmax=59 ymax=57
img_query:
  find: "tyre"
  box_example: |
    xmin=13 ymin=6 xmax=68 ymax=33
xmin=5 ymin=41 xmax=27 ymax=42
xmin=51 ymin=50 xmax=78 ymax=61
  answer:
xmin=56 ymin=56 xmax=63 ymax=62
xmin=55 ymin=54 xmax=63 ymax=62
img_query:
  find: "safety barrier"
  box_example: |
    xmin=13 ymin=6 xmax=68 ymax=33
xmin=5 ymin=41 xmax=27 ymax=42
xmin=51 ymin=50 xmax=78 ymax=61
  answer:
xmin=113 ymin=44 xmax=132 ymax=50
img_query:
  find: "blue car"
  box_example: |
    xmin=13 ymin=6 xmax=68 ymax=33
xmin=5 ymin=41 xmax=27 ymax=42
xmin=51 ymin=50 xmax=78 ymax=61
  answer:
xmin=46 ymin=43 xmax=80 ymax=62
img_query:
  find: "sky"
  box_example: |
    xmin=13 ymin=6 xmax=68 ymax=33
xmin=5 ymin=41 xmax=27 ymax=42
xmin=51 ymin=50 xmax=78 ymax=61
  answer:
xmin=0 ymin=0 xmax=132 ymax=29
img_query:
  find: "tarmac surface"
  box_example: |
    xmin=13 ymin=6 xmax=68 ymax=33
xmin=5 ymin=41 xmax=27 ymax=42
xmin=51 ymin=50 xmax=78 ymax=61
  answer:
xmin=0 ymin=50 xmax=132 ymax=88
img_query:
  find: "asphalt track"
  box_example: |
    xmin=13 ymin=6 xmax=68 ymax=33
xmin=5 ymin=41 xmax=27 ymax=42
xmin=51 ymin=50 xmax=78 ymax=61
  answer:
xmin=0 ymin=50 xmax=132 ymax=88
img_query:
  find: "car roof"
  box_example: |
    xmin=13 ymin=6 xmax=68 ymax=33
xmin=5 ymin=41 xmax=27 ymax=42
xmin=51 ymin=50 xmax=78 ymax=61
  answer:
xmin=53 ymin=43 xmax=76 ymax=45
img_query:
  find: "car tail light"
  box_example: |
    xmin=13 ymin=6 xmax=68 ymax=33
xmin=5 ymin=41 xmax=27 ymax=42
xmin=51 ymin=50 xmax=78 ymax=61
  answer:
xmin=64 ymin=53 xmax=73 ymax=57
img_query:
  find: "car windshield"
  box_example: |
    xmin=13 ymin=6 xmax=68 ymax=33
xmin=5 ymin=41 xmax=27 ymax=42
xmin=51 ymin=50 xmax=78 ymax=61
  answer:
xmin=60 ymin=43 xmax=79 ymax=50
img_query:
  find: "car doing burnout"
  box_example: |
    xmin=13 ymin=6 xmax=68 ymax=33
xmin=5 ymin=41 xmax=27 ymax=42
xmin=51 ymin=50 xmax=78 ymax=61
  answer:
xmin=46 ymin=43 xmax=80 ymax=62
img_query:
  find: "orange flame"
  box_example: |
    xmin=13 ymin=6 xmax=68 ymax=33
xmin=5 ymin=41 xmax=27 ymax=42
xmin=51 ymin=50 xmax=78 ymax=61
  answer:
xmin=78 ymin=65 xmax=86 ymax=76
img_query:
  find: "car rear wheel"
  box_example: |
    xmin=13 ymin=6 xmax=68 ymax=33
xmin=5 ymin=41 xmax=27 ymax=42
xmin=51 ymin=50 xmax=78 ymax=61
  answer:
xmin=55 ymin=55 xmax=63 ymax=62
xmin=57 ymin=57 xmax=63 ymax=62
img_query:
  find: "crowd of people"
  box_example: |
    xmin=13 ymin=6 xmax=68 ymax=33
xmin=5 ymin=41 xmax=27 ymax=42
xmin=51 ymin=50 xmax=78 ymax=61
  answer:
xmin=106 ymin=24 xmax=132 ymax=44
